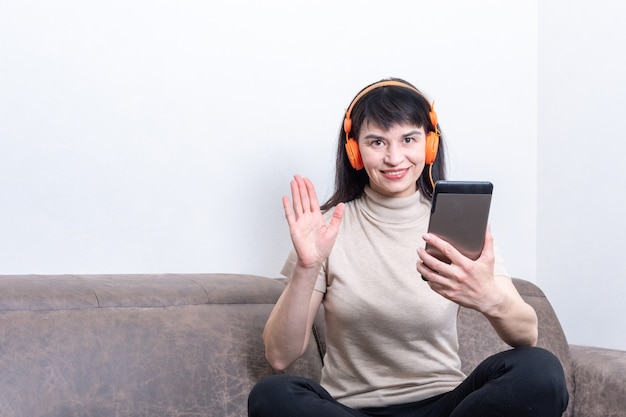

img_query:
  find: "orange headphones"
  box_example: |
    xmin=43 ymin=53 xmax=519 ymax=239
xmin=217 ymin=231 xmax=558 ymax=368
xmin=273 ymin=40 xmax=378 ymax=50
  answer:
xmin=343 ymin=80 xmax=440 ymax=171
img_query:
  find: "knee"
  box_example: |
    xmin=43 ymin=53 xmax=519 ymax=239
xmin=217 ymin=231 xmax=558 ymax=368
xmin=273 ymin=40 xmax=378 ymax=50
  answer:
xmin=516 ymin=347 xmax=566 ymax=383
xmin=248 ymin=375 xmax=288 ymax=415
xmin=249 ymin=374 xmax=321 ymax=417
xmin=512 ymin=347 xmax=569 ymax=411
xmin=250 ymin=374 xmax=287 ymax=396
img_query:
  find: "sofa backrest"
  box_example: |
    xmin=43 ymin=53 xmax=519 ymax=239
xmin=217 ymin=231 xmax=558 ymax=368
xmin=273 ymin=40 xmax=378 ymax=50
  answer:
xmin=0 ymin=274 xmax=574 ymax=417
xmin=0 ymin=274 xmax=322 ymax=417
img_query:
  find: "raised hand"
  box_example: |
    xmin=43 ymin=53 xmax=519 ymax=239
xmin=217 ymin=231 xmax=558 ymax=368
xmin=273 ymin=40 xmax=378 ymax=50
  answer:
xmin=282 ymin=175 xmax=345 ymax=270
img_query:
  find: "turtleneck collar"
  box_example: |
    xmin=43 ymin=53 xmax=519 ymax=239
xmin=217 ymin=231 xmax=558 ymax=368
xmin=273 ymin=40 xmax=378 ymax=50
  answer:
xmin=358 ymin=186 xmax=431 ymax=224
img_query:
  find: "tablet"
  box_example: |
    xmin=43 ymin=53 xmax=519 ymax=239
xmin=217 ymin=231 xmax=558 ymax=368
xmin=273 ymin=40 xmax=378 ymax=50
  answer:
xmin=425 ymin=180 xmax=493 ymax=263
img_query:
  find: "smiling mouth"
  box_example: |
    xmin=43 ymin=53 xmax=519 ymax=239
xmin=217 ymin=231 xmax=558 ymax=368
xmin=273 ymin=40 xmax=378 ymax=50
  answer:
xmin=382 ymin=168 xmax=409 ymax=178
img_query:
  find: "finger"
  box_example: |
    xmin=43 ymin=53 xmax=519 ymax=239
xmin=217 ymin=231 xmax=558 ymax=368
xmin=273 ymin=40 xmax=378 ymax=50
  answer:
xmin=294 ymin=175 xmax=311 ymax=213
xmin=422 ymin=233 xmax=464 ymax=265
xmin=302 ymin=177 xmax=320 ymax=213
xmin=282 ymin=195 xmax=295 ymax=227
xmin=484 ymin=225 xmax=494 ymax=250
xmin=416 ymin=255 xmax=434 ymax=281
xmin=327 ymin=202 xmax=345 ymax=232
xmin=417 ymin=248 xmax=447 ymax=283
xmin=420 ymin=234 xmax=453 ymax=269
xmin=478 ymin=225 xmax=495 ymax=263
xmin=289 ymin=178 xmax=303 ymax=215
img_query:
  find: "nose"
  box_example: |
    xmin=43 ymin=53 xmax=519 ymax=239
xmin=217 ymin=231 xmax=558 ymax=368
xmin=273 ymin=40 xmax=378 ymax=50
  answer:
xmin=384 ymin=142 xmax=404 ymax=165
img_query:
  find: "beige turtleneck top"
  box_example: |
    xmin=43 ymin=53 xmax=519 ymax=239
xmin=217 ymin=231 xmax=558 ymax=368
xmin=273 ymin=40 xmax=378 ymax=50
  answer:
xmin=281 ymin=186 xmax=508 ymax=409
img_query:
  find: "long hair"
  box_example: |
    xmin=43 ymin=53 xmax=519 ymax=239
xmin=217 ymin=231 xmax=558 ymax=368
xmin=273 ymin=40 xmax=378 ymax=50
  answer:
xmin=321 ymin=78 xmax=447 ymax=211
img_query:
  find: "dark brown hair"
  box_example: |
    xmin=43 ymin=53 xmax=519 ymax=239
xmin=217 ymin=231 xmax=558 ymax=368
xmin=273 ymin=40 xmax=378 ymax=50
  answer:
xmin=321 ymin=78 xmax=447 ymax=211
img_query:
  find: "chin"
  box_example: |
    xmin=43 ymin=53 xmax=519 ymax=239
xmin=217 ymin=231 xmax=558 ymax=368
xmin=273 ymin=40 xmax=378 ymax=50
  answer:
xmin=380 ymin=184 xmax=418 ymax=198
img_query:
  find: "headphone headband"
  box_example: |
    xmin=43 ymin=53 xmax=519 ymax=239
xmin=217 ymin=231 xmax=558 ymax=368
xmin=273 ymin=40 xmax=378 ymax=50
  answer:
xmin=344 ymin=80 xmax=421 ymax=125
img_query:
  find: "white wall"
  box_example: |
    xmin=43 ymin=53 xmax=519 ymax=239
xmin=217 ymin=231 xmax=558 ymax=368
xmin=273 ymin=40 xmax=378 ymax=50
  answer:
xmin=7 ymin=0 xmax=623 ymax=352
xmin=3 ymin=0 xmax=621 ymax=351
xmin=538 ymin=0 xmax=626 ymax=350
xmin=0 ymin=0 xmax=538 ymax=280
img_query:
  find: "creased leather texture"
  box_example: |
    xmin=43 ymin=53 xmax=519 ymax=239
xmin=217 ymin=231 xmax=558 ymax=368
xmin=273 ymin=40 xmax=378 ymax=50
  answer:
xmin=0 ymin=274 xmax=321 ymax=417
xmin=0 ymin=274 xmax=623 ymax=417
xmin=570 ymin=344 xmax=626 ymax=417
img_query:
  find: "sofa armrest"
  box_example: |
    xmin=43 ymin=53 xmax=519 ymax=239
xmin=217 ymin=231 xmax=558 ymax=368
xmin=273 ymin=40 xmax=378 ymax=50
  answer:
xmin=570 ymin=344 xmax=626 ymax=417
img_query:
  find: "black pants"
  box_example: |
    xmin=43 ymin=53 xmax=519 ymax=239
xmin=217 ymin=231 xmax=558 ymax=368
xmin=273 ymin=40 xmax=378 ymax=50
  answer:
xmin=248 ymin=347 xmax=569 ymax=417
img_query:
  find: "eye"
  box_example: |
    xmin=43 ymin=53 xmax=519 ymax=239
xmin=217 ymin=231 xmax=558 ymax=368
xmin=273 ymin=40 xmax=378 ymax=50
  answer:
xmin=403 ymin=136 xmax=416 ymax=144
xmin=370 ymin=139 xmax=385 ymax=147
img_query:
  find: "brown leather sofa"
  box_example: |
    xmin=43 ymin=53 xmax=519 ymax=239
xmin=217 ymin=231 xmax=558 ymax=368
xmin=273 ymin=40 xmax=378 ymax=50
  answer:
xmin=0 ymin=273 xmax=624 ymax=417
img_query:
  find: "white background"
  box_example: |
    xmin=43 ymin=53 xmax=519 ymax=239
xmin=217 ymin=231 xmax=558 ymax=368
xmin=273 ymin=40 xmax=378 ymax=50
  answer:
xmin=1 ymin=0 xmax=624 ymax=350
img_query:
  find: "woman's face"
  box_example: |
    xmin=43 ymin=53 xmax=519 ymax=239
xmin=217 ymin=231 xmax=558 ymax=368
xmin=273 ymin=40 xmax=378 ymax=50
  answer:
xmin=358 ymin=121 xmax=426 ymax=198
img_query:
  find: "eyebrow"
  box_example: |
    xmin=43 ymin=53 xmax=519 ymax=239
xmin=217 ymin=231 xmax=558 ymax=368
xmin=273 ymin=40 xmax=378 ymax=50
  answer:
xmin=362 ymin=129 xmax=424 ymax=140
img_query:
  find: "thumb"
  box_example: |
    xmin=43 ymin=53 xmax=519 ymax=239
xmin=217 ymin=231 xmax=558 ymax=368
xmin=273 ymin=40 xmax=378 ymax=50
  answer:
xmin=479 ymin=224 xmax=495 ymax=260
xmin=327 ymin=203 xmax=345 ymax=231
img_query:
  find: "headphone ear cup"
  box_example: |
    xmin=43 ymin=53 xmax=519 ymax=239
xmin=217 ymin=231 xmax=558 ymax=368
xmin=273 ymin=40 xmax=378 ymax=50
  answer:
xmin=425 ymin=132 xmax=439 ymax=165
xmin=345 ymin=138 xmax=364 ymax=170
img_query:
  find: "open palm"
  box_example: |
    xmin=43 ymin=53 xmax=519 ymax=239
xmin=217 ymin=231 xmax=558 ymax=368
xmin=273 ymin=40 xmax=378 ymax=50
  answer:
xmin=282 ymin=175 xmax=344 ymax=269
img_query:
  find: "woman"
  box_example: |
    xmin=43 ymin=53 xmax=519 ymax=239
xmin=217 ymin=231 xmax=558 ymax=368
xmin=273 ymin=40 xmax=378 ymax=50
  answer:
xmin=248 ymin=78 xmax=569 ymax=417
